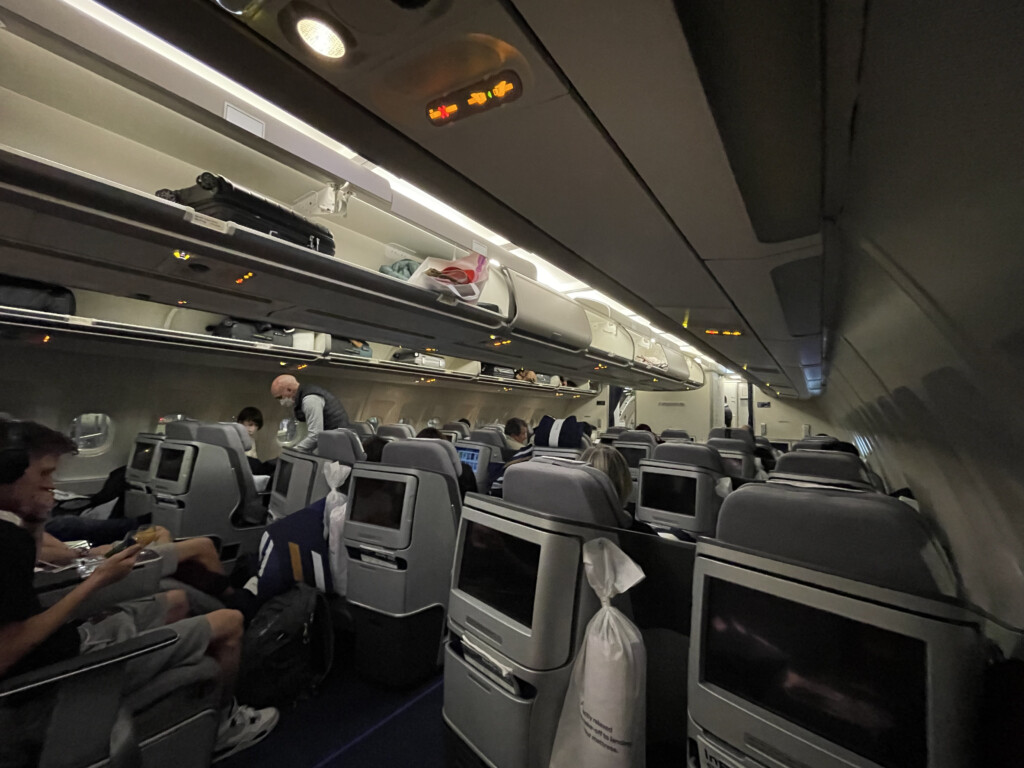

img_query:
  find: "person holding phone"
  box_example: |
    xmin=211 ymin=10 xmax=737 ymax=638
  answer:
xmin=0 ymin=420 xmax=277 ymax=760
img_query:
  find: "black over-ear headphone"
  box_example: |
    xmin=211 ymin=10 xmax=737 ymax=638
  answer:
xmin=0 ymin=421 xmax=30 ymax=484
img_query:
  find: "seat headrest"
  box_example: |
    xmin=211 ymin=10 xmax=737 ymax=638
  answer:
xmin=164 ymin=419 xmax=201 ymax=440
xmin=660 ymin=429 xmax=691 ymax=440
xmin=716 ymin=483 xmax=959 ymax=598
xmin=533 ymin=415 xmax=586 ymax=448
xmin=377 ymin=423 xmax=416 ymax=440
xmin=792 ymin=435 xmax=839 ymax=451
xmin=442 ymin=421 xmax=472 ymax=439
xmin=652 ymin=442 xmax=725 ymax=474
xmin=503 ymin=459 xmax=631 ymax=528
xmin=196 ymin=422 xmax=250 ymax=452
xmin=347 ymin=421 xmax=375 ymax=437
xmin=315 ymin=428 xmax=366 ymax=463
xmin=772 ymin=449 xmax=874 ymax=489
xmin=605 ymin=426 xmax=626 ymax=435
xmin=708 ymin=427 xmax=756 ymax=448
xmin=615 ymin=430 xmax=659 ymax=447
xmin=706 ymin=437 xmax=753 ymax=456
xmin=382 ymin=438 xmax=461 ymax=480
xmin=470 ymin=429 xmax=506 ymax=449
xmin=754 ymin=436 xmax=772 ymax=449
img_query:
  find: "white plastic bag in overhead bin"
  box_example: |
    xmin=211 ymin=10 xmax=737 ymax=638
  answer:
xmin=322 ymin=461 xmax=352 ymax=597
xmin=549 ymin=538 xmax=646 ymax=768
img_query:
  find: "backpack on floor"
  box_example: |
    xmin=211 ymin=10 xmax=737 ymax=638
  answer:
xmin=237 ymin=583 xmax=334 ymax=707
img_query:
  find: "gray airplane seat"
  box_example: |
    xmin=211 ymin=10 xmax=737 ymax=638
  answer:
xmin=792 ymin=434 xmax=839 ymax=451
xmin=149 ymin=423 xmax=265 ymax=563
xmin=708 ymin=426 xmax=756 ymax=449
xmin=0 ymin=628 xmax=221 ymax=768
xmin=716 ymin=482 xmax=960 ymax=598
xmin=377 ymin=423 xmax=416 ymax=441
xmin=770 ymin=449 xmax=877 ymax=491
xmin=442 ymin=421 xmax=472 ymax=439
xmin=453 ymin=439 xmax=502 ymax=493
xmin=269 ymin=428 xmax=365 ymax=521
xmin=443 ymin=484 xmax=653 ymax=768
xmin=343 ymin=438 xmax=462 ymax=687
xmin=469 ymin=428 xmax=506 ymax=450
xmin=504 ymin=457 xmax=631 ymax=528
xmin=706 ymin=437 xmax=757 ymax=480
xmin=660 ymin=428 xmax=692 ymax=442
xmin=163 ymin=419 xmax=201 ymax=440
xmin=613 ymin=430 xmax=659 ymax=504
xmin=125 ymin=432 xmax=163 ymax=519
xmin=754 ymin=435 xmax=773 ymax=451
xmin=347 ymin=421 xmax=376 ymax=438
xmin=638 ymin=443 xmax=728 ymax=537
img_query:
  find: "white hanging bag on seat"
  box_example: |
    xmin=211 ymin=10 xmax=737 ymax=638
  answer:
xmin=322 ymin=461 xmax=352 ymax=597
xmin=549 ymin=537 xmax=646 ymax=768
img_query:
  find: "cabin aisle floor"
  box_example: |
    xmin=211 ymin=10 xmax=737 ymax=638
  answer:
xmin=221 ymin=664 xmax=445 ymax=768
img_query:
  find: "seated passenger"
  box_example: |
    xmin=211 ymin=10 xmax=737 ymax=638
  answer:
xmin=579 ymin=444 xmax=633 ymax=514
xmin=0 ymin=421 xmax=277 ymax=759
xmin=270 ymin=374 xmax=351 ymax=453
xmin=458 ymin=418 xmax=472 ymax=429
xmin=361 ymin=435 xmax=388 ymax=462
xmin=417 ymin=427 xmax=476 ymax=500
xmin=503 ymin=417 xmax=530 ymax=451
xmin=237 ymin=406 xmax=276 ymax=476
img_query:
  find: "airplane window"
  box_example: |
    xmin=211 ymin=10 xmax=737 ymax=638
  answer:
xmin=277 ymin=417 xmax=298 ymax=445
xmin=427 ymin=417 xmax=441 ymax=428
xmin=68 ymin=413 xmax=113 ymax=455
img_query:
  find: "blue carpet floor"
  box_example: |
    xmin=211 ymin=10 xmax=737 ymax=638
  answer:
xmin=222 ymin=668 xmax=446 ymax=768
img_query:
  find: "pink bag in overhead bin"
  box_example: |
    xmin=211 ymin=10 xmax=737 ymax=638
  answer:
xmin=409 ymin=252 xmax=490 ymax=303
xmin=549 ymin=538 xmax=647 ymax=768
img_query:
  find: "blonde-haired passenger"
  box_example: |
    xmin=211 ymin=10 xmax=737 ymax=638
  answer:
xmin=580 ymin=444 xmax=633 ymax=514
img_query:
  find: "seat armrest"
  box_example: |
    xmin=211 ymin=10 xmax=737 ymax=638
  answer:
xmin=0 ymin=628 xmax=177 ymax=698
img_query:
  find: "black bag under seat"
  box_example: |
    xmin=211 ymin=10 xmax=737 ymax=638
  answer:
xmin=236 ymin=583 xmax=334 ymax=707
xmin=208 ymin=318 xmax=294 ymax=347
xmin=0 ymin=275 xmax=76 ymax=314
xmin=156 ymin=172 xmax=336 ymax=256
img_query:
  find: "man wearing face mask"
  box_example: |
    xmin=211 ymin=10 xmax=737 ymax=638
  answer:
xmin=270 ymin=374 xmax=350 ymax=453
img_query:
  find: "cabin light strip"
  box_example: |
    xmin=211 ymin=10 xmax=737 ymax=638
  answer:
xmin=55 ymin=0 xmax=726 ymax=375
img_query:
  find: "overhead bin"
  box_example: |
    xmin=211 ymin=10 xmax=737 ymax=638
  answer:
xmin=583 ymin=306 xmax=635 ymax=368
xmin=506 ymin=272 xmax=591 ymax=350
xmin=0 ymin=145 xmax=508 ymax=348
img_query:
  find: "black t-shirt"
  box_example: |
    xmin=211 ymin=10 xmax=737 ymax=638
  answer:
xmin=0 ymin=520 xmax=81 ymax=680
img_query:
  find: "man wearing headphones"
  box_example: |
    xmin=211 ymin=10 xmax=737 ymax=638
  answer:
xmin=0 ymin=420 xmax=277 ymax=760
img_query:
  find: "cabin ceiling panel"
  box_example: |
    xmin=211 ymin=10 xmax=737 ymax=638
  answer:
xmin=841 ymin=0 xmax=1024 ymax=358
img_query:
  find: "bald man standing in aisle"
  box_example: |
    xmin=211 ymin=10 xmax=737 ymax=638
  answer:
xmin=270 ymin=375 xmax=350 ymax=453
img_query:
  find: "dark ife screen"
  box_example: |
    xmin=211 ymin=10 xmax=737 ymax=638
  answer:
xmin=458 ymin=520 xmax=541 ymax=629
xmin=703 ymin=578 xmax=926 ymax=768
xmin=616 ymin=446 xmax=646 ymax=469
xmin=640 ymin=472 xmax=697 ymax=516
xmin=458 ymin=447 xmax=481 ymax=473
xmin=131 ymin=442 xmax=156 ymax=472
xmin=275 ymin=459 xmax=294 ymax=496
xmin=349 ymin=477 xmax=407 ymax=530
xmin=156 ymin=448 xmax=186 ymax=482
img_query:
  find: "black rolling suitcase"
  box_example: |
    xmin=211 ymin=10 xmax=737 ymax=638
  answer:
xmin=481 ymin=364 xmax=516 ymax=379
xmin=208 ymin=318 xmax=294 ymax=346
xmin=0 ymin=275 xmax=76 ymax=314
xmin=156 ymin=172 xmax=336 ymax=256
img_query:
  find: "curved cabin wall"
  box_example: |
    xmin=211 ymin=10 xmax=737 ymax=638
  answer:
xmin=815 ymin=0 xmax=1024 ymax=628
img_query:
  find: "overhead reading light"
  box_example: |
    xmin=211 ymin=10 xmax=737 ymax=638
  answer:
xmin=296 ymin=17 xmax=346 ymax=58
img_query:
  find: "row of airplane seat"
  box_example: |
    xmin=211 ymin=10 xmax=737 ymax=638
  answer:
xmin=443 ymin=430 xmax=984 ymax=768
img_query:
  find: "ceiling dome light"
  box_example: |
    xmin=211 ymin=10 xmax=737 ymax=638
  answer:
xmin=296 ymin=17 xmax=346 ymax=58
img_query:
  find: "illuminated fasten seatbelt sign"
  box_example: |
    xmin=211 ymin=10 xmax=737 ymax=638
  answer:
xmin=427 ymin=70 xmax=523 ymax=125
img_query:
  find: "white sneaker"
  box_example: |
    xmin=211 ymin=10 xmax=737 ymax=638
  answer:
xmin=213 ymin=703 xmax=279 ymax=762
